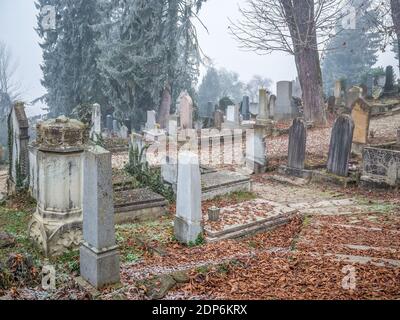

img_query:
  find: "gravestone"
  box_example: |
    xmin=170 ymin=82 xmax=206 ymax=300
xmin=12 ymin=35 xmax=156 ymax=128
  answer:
xmin=106 ymin=115 xmax=113 ymax=132
xmin=269 ymin=95 xmax=276 ymax=119
xmin=288 ymin=118 xmax=307 ymax=170
xmin=377 ymin=75 xmax=386 ymax=87
xmin=7 ymin=102 xmax=30 ymax=194
xmin=174 ymin=152 xmax=203 ymax=244
xmin=327 ymin=115 xmax=355 ymax=177
xmin=245 ymin=125 xmax=267 ymax=174
xmin=275 ymin=81 xmax=296 ymax=120
xmin=226 ymin=105 xmax=240 ymax=124
xmin=119 ymin=125 xmax=128 ymax=139
xmin=334 ymin=80 xmax=343 ymax=106
xmin=28 ymin=116 xmax=89 ymax=256
xmin=146 ymin=110 xmax=157 ymax=130
xmin=241 ymin=96 xmax=250 ymax=121
xmin=346 ymin=86 xmax=362 ymax=112
xmin=249 ymin=102 xmax=259 ymax=116
xmin=179 ymin=91 xmax=193 ymax=130
xmin=80 ymin=145 xmax=120 ymax=289
xmin=112 ymin=120 xmax=119 ymax=133
xmin=90 ymin=103 xmax=101 ymax=141
xmin=351 ymin=98 xmax=371 ymax=145
xmin=168 ymin=117 xmax=178 ymax=136
xmin=214 ymin=110 xmax=224 ymax=130
xmin=124 ymin=118 xmax=132 ymax=135
xmin=257 ymin=89 xmax=269 ymax=124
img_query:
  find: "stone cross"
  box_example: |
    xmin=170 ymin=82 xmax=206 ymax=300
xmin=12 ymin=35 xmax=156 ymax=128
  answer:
xmin=327 ymin=114 xmax=355 ymax=177
xmin=146 ymin=110 xmax=157 ymax=130
xmin=351 ymin=98 xmax=371 ymax=145
xmin=179 ymin=91 xmax=193 ymax=130
xmin=288 ymin=118 xmax=307 ymax=170
xmin=174 ymin=151 xmax=202 ymax=244
xmin=7 ymin=102 xmax=30 ymax=194
xmin=80 ymin=145 xmax=120 ymax=289
xmin=245 ymin=125 xmax=267 ymax=174
xmin=90 ymin=103 xmax=101 ymax=141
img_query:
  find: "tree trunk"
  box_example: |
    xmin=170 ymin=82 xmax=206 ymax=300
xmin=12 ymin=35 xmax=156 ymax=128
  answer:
xmin=281 ymin=0 xmax=326 ymax=126
xmin=295 ymin=47 xmax=326 ymax=126
xmin=391 ymin=0 xmax=400 ymax=76
xmin=158 ymin=84 xmax=172 ymax=129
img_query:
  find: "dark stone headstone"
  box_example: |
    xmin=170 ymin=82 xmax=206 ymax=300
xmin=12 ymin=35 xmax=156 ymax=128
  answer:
xmin=327 ymin=114 xmax=354 ymax=177
xmin=241 ymin=96 xmax=250 ymax=121
xmin=124 ymin=118 xmax=132 ymax=134
xmin=106 ymin=115 xmax=113 ymax=131
xmin=288 ymin=118 xmax=307 ymax=170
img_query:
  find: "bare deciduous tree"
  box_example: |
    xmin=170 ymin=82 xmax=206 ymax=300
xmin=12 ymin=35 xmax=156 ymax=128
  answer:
xmin=229 ymin=0 xmax=348 ymax=125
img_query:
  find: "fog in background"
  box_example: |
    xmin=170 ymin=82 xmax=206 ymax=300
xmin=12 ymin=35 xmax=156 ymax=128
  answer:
xmin=0 ymin=0 xmax=397 ymax=117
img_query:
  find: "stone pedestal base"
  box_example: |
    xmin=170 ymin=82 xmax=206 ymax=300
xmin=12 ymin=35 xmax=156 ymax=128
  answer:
xmin=28 ymin=211 xmax=82 ymax=257
xmin=174 ymin=216 xmax=202 ymax=244
xmin=255 ymin=119 xmax=274 ymax=136
xmin=278 ymin=165 xmax=313 ymax=179
xmin=246 ymin=159 xmax=267 ymax=174
xmin=80 ymin=243 xmax=120 ymax=289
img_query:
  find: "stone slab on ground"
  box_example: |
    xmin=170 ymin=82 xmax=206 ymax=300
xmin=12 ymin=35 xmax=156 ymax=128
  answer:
xmin=311 ymin=170 xmax=358 ymax=187
xmin=114 ymin=188 xmax=168 ymax=224
xmin=204 ymin=199 xmax=297 ymax=241
xmin=268 ymin=174 xmax=310 ymax=186
xmin=112 ymin=170 xmax=138 ymax=191
xmin=201 ymin=170 xmax=251 ymax=200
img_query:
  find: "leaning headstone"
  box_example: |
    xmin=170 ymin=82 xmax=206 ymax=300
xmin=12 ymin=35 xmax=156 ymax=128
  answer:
xmin=80 ymin=145 xmax=120 ymax=289
xmin=7 ymin=102 xmax=30 ymax=194
xmin=288 ymin=118 xmax=307 ymax=170
xmin=327 ymin=115 xmax=355 ymax=177
xmin=178 ymin=91 xmax=193 ymax=130
xmin=90 ymin=103 xmax=101 ymax=141
xmin=351 ymin=98 xmax=371 ymax=145
xmin=275 ymin=81 xmax=296 ymax=120
xmin=146 ymin=110 xmax=157 ymax=130
xmin=241 ymin=96 xmax=250 ymax=121
xmin=245 ymin=125 xmax=267 ymax=174
xmin=174 ymin=152 xmax=202 ymax=244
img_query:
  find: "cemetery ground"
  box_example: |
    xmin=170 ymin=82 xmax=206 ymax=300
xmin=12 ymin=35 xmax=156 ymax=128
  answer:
xmin=1 ymin=114 xmax=400 ymax=300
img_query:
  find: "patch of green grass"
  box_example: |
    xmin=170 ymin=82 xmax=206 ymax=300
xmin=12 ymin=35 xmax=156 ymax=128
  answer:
xmin=188 ymin=233 xmax=205 ymax=248
xmin=196 ymin=265 xmax=210 ymax=274
xmin=52 ymin=250 xmax=80 ymax=274
xmin=125 ymin=253 xmax=141 ymax=263
xmin=302 ymin=215 xmax=312 ymax=227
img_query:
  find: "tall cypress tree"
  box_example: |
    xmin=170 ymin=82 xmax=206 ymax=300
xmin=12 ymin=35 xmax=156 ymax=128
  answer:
xmin=322 ymin=0 xmax=381 ymax=94
xmin=36 ymin=0 xmax=107 ymax=117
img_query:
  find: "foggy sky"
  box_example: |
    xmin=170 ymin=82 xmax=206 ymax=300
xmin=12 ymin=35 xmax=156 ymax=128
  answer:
xmin=0 ymin=0 xmax=398 ymax=117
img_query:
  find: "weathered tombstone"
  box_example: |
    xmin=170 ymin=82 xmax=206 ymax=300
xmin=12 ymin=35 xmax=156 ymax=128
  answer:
xmin=377 ymin=75 xmax=386 ymax=87
xmin=249 ymin=102 xmax=259 ymax=117
xmin=351 ymin=98 xmax=371 ymax=145
xmin=179 ymin=91 xmax=193 ymax=130
xmin=106 ymin=115 xmax=113 ymax=132
xmin=288 ymin=118 xmax=307 ymax=170
xmin=146 ymin=110 xmax=157 ymax=130
xmin=275 ymin=81 xmax=296 ymax=120
xmin=7 ymin=102 xmax=30 ymax=194
xmin=119 ymin=125 xmax=128 ymax=139
xmin=80 ymin=145 xmax=120 ymax=289
xmin=346 ymin=86 xmax=362 ymax=112
xmin=257 ymin=89 xmax=270 ymax=124
xmin=90 ymin=103 xmax=101 ymax=141
xmin=28 ymin=116 xmax=88 ymax=256
xmin=241 ymin=96 xmax=250 ymax=121
xmin=269 ymin=95 xmax=276 ymax=119
xmin=174 ymin=152 xmax=202 ymax=244
xmin=214 ymin=110 xmax=224 ymax=130
xmin=334 ymin=80 xmax=343 ymax=107
xmin=168 ymin=118 xmax=178 ymax=136
xmin=327 ymin=115 xmax=355 ymax=177
xmin=384 ymin=66 xmax=395 ymax=92
xmin=226 ymin=105 xmax=240 ymax=124
xmin=112 ymin=119 xmax=119 ymax=134
xmin=245 ymin=125 xmax=267 ymax=174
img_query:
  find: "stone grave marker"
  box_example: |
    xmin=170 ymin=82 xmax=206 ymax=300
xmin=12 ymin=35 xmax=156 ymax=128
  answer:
xmin=257 ymin=89 xmax=270 ymax=125
xmin=241 ymin=96 xmax=250 ymax=121
xmin=146 ymin=110 xmax=157 ymax=130
xmin=288 ymin=118 xmax=307 ymax=170
xmin=275 ymin=81 xmax=296 ymax=120
xmin=179 ymin=91 xmax=193 ymax=130
xmin=327 ymin=114 xmax=355 ymax=177
xmin=346 ymin=86 xmax=362 ymax=112
xmin=113 ymin=119 xmax=119 ymax=133
xmin=7 ymin=102 xmax=30 ymax=194
xmin=174 ymin=152 xmax=202 ymax=244
xmin=226 ymin=105 xmax=240 ymax=124
xmin=245 ymin=125 xmax=267 ymax=174
xmin=106 ymin=115 xmax=113 ymax=132
xmin=119 ymin=125 xmax=129 ymax=139
xmin=80 ymin=145 xmax=120 ymax=289
xmin=351 ymin=98 xmax=371 ymax=145
xmin=90 ymin=103 xmax=101 ymax=141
